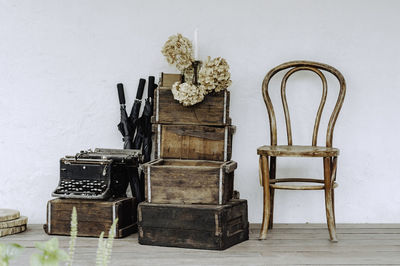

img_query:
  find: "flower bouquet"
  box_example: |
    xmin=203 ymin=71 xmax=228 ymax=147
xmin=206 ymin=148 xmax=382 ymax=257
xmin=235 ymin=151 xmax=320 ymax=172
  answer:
xmin=161 ymin=33 xmax=232 ymax=106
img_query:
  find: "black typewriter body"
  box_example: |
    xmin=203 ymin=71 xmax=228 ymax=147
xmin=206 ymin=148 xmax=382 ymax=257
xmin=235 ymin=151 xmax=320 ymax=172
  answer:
xmin=52 ymin=148 xmax=142 ymax=200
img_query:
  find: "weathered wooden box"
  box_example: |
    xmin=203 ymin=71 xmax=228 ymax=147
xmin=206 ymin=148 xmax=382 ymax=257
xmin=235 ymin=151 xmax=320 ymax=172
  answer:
xmin=138 ymin=199 xmax=249 ymax=250
xmin=152 ymin=73 xmax=231 ymax=126
xmin=153 ymin=87 xmax=231 ymax=126
xmin=153 ymin=124 xmax=235 ymax=161
xmin=144 ymin=159 xmax=237 ymax=204
xmin=44 ymin=197 xmax=137 ymax=238
xmin=159 ymin=73 xmax=182 ymax=87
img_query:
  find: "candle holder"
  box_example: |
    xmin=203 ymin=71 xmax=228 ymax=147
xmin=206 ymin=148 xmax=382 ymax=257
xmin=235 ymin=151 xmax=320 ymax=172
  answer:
xmin=192 ymin=60 xmax=201 ymax=86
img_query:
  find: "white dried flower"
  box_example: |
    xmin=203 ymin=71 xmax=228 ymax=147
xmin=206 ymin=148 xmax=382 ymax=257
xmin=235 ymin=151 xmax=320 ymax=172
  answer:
xmin=171 ymin=82 xmax=207 ymax=106
xmin=198 ymin=56 xmax=232 ymax=92
xmin=161 ymin=33 xmax=194 ymax=71
xmin=67 ymin=207 xmax=78 ymax=266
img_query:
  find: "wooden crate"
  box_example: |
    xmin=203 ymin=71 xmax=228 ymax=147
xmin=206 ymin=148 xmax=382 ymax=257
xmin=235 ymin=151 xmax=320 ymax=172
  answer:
xmin=153 ymin=87 xmax=231 ymax=126
xmin=138 ymin=199 xmax=249 ymax=250
xmin=154 ymin=73 xmax=231 ymax=126
xmin=153 ymin=124 xmax=235 ymax=161
xmin=143 ymin=159 xmax=237 ymax=204
xmin=159 ymin=73 xmax=182 ymax=87
xmin=44 ymin=197 xmax=137 ymax=238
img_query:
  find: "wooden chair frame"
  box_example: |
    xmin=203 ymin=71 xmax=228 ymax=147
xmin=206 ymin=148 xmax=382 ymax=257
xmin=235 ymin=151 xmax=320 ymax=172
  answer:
xmin=258 ymin=60 xmax=346 ymax=242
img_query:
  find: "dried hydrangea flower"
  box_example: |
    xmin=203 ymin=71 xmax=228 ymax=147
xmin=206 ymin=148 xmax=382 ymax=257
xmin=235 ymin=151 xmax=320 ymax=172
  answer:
xmin=171 ymin=82 xmax=207 ymax=106
xmin=161 ymin=34 xmax=194 ymax=71
xmin=198 ymin=56 xmax=232 ymax=92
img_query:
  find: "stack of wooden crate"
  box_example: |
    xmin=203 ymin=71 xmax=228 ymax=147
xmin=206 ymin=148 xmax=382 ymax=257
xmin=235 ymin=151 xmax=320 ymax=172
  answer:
xmin=137 ymin=73 xmax=249 ymax=250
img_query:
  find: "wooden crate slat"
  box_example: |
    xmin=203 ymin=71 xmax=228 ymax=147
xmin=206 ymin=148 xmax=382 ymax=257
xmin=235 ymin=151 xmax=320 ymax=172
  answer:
xmin=144 ymin=159 xmax=236 ymax=205
xmin=154 ymin=124 xmax=234 ymax=161
xmin=138 ymin=200 xmax=249 ymax=250
xmin=160 ymin=73 xmax=182 ymax=87
xmin=45 ymin=197 xmax=137 ymax=238
xmin=154 ymin=88 xmax=231 ymax=126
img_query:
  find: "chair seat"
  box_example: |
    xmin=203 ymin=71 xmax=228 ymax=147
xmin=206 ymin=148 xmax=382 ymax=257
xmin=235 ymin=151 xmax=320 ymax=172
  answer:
xmin=257 ymin=145 xmax=339 ymax=157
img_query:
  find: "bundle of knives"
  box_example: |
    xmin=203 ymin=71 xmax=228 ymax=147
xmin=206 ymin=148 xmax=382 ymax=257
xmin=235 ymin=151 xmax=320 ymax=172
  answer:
xmin=115 ymin=76 xmax=158 ymax=201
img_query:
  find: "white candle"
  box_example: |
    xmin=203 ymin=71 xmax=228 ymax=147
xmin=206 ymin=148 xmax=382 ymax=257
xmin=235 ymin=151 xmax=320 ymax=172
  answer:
xmin=194 ymin=28 xmax=199 ymax=60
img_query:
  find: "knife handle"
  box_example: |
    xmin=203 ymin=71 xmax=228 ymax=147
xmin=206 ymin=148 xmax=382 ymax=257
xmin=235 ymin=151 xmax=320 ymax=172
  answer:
xmin=136 ymin=79 xmax=146 ymax=99
xmin=117 ymin=83 xmax=125 ymax=105
xmin=148 ymin=76 xmax=155 ymax=99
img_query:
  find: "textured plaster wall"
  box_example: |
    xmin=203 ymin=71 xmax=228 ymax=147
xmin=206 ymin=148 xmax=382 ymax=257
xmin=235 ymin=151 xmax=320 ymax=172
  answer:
xmin=1 ymin=0 xmax=400 ymax=224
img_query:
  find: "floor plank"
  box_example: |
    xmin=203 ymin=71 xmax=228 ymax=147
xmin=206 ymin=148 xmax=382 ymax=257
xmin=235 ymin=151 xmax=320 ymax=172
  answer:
xmin=1 ymin=224 xmax=399 ymax=265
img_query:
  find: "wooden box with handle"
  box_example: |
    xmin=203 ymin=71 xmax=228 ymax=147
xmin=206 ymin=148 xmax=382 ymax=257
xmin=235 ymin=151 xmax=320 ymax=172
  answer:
xmin=152 ymin=73 xmax=231 ymax=126
xmin=144 ymin=159 xmax=237 ymax=205
xmin=138 ymin=199 xmax=249 ymax=250
xmin=44 ymin=197 xmax=137 ymax=238
xmin=153 ymin=124 xmax=235 ymax=161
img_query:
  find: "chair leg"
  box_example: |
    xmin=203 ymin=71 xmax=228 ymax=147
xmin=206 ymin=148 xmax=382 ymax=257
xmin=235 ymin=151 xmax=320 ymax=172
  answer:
xmin=268 ymin=188 xmax=274 ymax=229
xmin=268 ymin=156 xmax=276 ymax=229
xmin=259 ymin=155 xmax=271 ymax=240
xmin=323 ymin=157 xmax=337 ymax=242
xmin=331 ymin=157 xmax=337 ymax=228
xmin=332 ymin=188 xmax=336 ymax=227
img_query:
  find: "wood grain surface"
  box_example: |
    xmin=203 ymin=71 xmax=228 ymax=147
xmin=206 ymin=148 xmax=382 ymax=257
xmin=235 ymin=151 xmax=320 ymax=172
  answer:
xmin=154 ymin=124 xmax=234 ymax=161
xmin=153 ymin=87 xmax=231 ymax=126
xmin=0 ymin=209 xmax=20 ymax=222
xmin=160 ymin=73 xmax=182 ymax=87
xmin=0 ymin=216 xmax=28 ymax=229
xmin=0 ymin=224 xmax=26 ymax=237
xmin=144 ymin=159 xmax=236 ymax=204
xmin=45 ymin=197 xmax=137 ymax=238
xmin=2 ymin=224 xmax=400 ymax=265
xmin=257 ymin=145 xmax=339 ymax=157
xmin=138 ymin=199 xmax=249 ymax=250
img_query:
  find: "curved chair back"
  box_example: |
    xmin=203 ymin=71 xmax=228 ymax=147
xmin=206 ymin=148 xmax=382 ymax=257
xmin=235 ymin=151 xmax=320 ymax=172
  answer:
xmin=262 ymin=61 xmax=346 ymax=147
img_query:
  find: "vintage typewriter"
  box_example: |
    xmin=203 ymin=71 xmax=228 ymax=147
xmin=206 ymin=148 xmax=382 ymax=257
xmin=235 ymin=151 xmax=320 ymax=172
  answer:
xmin=52 ymin=148 xmax=142 ymax=200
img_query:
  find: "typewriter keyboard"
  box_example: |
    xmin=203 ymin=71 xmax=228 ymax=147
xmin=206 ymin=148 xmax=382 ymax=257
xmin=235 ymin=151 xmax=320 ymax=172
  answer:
xmin=55 ymin=179 xmax=108 ymax=196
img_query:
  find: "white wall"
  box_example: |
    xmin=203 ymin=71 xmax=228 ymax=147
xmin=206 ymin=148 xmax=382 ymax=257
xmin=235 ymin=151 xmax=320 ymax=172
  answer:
xmin=1 ymin=0 xmax=399 ymax=224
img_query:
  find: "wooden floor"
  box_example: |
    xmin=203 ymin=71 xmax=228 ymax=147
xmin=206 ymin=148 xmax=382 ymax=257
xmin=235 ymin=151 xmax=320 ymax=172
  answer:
xmin=1 ymin=224 xmax=400 ymax=265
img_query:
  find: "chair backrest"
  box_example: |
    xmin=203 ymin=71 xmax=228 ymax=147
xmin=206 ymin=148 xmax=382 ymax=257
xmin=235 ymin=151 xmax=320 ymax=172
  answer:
xmin=262 ymin=61 xmax=346 ymax=147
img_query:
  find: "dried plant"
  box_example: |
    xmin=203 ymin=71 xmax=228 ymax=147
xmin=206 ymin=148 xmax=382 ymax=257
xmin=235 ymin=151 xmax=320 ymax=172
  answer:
xmin=66 ymin=207 xmax=77 ymax=266
xmin=161 ymin=33 xmax=232 ymax=106
xmin=1 ymin=207 xmax=118 ymax=266
xmin=95 ymin=218 xmax=118 ymax=266
xmin=171 ymin=82 xmax=207 ymax=106
xmin=95 ymin=232 xmax=105 ymax=266
xmin=198 ymin=56 xmax=232 ymax=93
xmin=161 ymin=33 xmax=194 ymax=71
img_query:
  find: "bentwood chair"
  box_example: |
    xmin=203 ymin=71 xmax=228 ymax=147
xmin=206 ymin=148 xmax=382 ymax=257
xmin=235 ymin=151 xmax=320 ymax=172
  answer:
xmin=258 ymin=61 xmax=346 ymax=242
